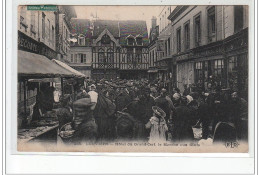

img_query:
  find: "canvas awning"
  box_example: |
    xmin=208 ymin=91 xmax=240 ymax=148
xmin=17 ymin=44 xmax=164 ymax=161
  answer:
xmin=52 ymin=59 xmax=86 ymax=77
xmin=18 ymin=50 xmax=75 ymax=78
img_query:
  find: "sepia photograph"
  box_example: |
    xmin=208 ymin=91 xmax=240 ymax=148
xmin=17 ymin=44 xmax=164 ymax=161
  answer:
xmin=17 ymin=5 xmax=249 ymax=152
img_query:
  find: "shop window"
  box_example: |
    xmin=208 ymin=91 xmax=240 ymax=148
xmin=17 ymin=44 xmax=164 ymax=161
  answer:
xmin=234 ymin=6 xmax=244 ymax=33
xmin=228 ymin=56 xmax=238 ymax=91
xmin=194 ymin=15 xmax=201 ymax=47
xmin=195 ymin=62 xmax=203 ymax=84
xmin=176 ymin=28 xmax=181 ymax=53
xmin=168 ymin=38 xmax=171 ymax=55
xmin=207 ymin=6 xmax=216 ymax=42
xmin=184 ymin=21 xmax=190 ymax=50
xmin=214 ymin=59 xmax=225 ymax=86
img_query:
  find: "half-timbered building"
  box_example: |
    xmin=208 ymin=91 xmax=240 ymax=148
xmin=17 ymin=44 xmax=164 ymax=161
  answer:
xmin=91 ymin=20 xmax=149 ymax=80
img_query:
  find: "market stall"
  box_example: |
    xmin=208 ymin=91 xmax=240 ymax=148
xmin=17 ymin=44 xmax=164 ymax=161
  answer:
xmin=17 ymin=50 xmax=82 ymax=145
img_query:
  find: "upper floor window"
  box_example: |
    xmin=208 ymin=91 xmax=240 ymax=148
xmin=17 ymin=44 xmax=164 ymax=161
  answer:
xmin=98 ymin=49 xmax=105 ymax=63
xmin=194 ymin=15 xmax=201 ymax=47
xmin=51 ymin=26 xmax=55 ymax=43
xmin=101 ymin=34 xmax=111 ymax=45
xmin=136 ymin=37 xmax=143 ymax=46
xmin=78 ymin=35 xmax=85 ymax=46
xmin=107 ymin=49 xmax=114 ymax=63
xmin=47 ymin=19 xmax=50 ymax=41
xmin=234 ymin=6 xmax=244 ymax=33
xmin=167 ymin=38 xmax=171 ymax=55
xmin=136 ymin=48 xmax=142 ymax=63
xmin=71 ymin=54 xmax=73 ymax=62
xmin=176 ymin=28 xmax=181 ymax=53
xmin=208 ymin=6 xmax=216 ymax=42
xmin=127 ymin=48 xmax=133 ymax=63
xmin=127 ymin=36 xmax=135 ymax=46
xmin=30 ymin=11 xmax=36 ymax=37
xmin=42 ymin=13 xmax=46 ymax=39
xmin=20 ymin=6 xmax=28 ymax=31
xmin=184 ymin=21 xmax=190 ymax=50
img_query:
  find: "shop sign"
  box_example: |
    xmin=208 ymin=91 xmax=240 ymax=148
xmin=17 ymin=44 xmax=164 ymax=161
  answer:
xmin=18 ymin=31 xmax=39 ymax=54
xmin=176 ymin=52 xmax=192 ymax=62
xmin=39 ymin=42 xmax=57 ymax=59
xmin=193 ymin=44 xmax=223 ymax=58
xmin=156 ymin=40 xmax=165 ymax=52
xmin=18 ymin=31 xmax=57 ymax=59
xmin=27 ymin=5 xmax=57 ymax=11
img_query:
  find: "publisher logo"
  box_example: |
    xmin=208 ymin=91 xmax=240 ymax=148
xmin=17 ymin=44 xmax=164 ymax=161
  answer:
xmin=225 ymin=142 xmax=239 ymax=148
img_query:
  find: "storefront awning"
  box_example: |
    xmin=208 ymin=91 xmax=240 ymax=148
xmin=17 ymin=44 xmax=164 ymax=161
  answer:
xmin=52 ymin=59 xmax=86 ymax=77
xmin=18 ymin=50 xmax=76 ymax=78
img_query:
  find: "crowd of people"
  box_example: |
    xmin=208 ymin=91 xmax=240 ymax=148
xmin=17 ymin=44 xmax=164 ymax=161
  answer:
xmin=56 ymin=77 xmax=248 ymax=145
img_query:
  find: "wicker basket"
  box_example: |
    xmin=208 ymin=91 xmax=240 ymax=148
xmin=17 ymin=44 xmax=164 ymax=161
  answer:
xmin=192 ymin=126 xmax=202 ymax=139
xmin=58 ymin=122 xmax=75 ymax=139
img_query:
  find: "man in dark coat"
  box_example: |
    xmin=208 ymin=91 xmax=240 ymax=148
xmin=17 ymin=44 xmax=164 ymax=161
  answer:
xmin=230 ymin=92 xmax=248 ymax=141
xmin=73 ymin=97 xmax=98 ymax=144
xmin=115 ymin=86 xmax=132 ymax=111
xmin=172 ymin=96 xmax=194 ymax=142
xmin=125 ymin=87 xmax=155 ymax=140
xmin=94 ymin=93 xmax=116 ymax=141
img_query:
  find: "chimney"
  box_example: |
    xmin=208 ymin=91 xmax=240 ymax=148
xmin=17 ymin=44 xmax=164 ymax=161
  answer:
xmin=151 ymin=16 xmax=157 ymax=29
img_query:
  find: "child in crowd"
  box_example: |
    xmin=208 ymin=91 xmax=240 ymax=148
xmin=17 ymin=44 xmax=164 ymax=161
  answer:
xmin=145 ymin=106 xmax=168 ymax=143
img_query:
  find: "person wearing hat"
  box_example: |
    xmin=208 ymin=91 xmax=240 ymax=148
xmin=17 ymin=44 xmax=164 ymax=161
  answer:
xmin=145 ymin=106 xmax=168 ymax=143
xmin=88 ymin=84 xmax=98 ymax=110
xmin=172 ymin=96 xmax=194 ymax=142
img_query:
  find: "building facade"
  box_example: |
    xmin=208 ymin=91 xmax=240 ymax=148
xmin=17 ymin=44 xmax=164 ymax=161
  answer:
xmin=18 ymin=6 xmax=58 ymax=115
xmin=168 ymin=5 xmax=248 ymax=98
xmin=69 ymin=19 xmax=93 ymax=78
xmin=91 ymin=20 xmax=149 ymax=80
xmin=148 ymin=17 xmax=159 ymax=80
xmin=56 ymin=6 xmax=77 ymax=62
xmin=155 ymin=6 xmax=175 ymax=89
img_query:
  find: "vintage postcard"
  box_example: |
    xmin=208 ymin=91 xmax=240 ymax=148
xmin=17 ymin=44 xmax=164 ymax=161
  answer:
xmin=17 ymin=5 xmax=249 ymax=152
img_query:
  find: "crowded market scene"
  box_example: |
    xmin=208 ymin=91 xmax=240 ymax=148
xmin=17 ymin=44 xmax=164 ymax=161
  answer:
xmin=17 ymin=5 xmax=248 ymax=149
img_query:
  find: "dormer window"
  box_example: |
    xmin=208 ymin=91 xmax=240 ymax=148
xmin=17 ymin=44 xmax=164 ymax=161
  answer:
xmin=78 ymin=34 xmax=85 ymax=46
xmin=136 ymin=37 xmax=143 ymax=46
xmin=126 ymin=35 xmax=135 ymax=46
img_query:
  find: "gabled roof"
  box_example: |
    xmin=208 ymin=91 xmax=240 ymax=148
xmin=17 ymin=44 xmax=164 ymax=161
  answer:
xmin=93 ymin=20 xmax=120 ymax=38
xmin=92 ymin=20 xmax=149 ymax=46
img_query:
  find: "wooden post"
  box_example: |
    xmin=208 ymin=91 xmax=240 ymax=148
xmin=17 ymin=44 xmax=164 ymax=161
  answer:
xmin=23 ymin=79 xmax=27 ymax=115
xmin=61 ymin=77 xmax=64 ymax=97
